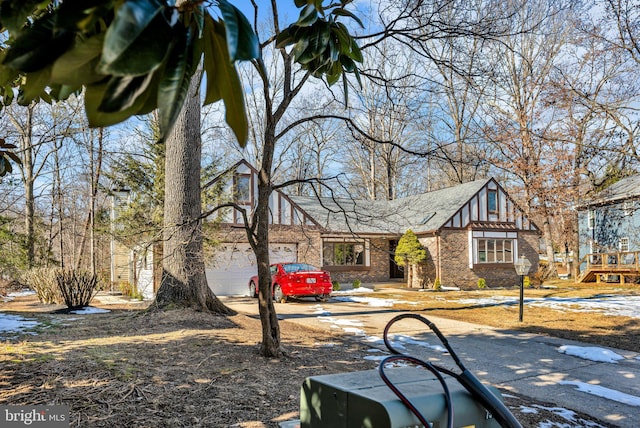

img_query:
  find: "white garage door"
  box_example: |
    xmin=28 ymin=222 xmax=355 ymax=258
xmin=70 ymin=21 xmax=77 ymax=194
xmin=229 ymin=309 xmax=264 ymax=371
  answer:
xmin=206 ymin=243 xmax=297 ymax=296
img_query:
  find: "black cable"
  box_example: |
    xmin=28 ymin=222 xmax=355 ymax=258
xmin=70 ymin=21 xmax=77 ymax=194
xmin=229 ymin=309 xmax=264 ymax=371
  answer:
xmin=381 ymin=314 xmax=523 ymax=428
xmin=379 ymin=354 xmax=454 ymax=428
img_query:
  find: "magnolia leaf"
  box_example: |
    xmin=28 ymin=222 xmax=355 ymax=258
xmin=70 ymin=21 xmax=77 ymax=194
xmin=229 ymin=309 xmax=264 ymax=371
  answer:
xmin=331 ymin=8 xmax=364 ymax=28
xmin=203 ymin=17 xmax=248 ymax=147
xmin=85 ymin=81 xmax=150 ymax=127
xmin=217 ymin=0 xmax=259 ymax=61
xmin=275 ymin=27 xmax=296 ymax=49
xmin=99 ymin=73 xmax=154 ymax=113
xmin=296 ymin=4 xmax=318 ymax=27
xmin=99 ymin=0 xmax=173 ymax=76
xmin=2 ymin=14 xmax=74 ymax=72
xmin=49 ymin=84 xmax=81 ymax=101
xmin=349 ymin=37 xmax=363 ymax=62
xmin=18 ymin=66 xmax=51 ymax=105
xmin=157 ymin=25 xmax=194 ymax=141
xmin=51 ymin=34 xmax=106 ymax=85
xmin=0 ymin=64 xmax=19 ymax=87
xmin=0 ymin=157 xmax=10 ymax=176
xmin=0 ymin=0 xmax=49 ymax=35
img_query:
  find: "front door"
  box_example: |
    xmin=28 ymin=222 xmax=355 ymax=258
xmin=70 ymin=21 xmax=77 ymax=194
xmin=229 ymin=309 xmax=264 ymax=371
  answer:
xmin=389 ymin=240 xmax=404 ymax=279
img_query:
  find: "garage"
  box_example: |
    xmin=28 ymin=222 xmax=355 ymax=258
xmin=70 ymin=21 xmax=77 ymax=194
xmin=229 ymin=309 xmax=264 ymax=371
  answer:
xmin=206 ymin=243 xmax=298 ymax=296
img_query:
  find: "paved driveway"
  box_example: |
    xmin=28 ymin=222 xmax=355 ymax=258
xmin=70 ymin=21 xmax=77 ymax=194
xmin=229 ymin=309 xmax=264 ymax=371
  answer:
xmin=222 ymin=295 xmax=640 ymax=427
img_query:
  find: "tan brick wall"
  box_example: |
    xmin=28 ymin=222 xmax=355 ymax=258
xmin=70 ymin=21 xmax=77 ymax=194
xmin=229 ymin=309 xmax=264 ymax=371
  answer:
xmin=420 ymin=229 xmax=540 ymax=290
xmin=327 ymin=237 xmax=391 ymax=285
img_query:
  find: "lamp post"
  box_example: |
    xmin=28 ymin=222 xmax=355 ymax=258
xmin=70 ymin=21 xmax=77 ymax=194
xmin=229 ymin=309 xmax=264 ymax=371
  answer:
xmin=514 ymin=255 xmax=532 ymax=322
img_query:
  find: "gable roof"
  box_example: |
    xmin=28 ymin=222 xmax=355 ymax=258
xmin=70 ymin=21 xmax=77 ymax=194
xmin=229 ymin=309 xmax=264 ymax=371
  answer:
xmin=578 ymin=175 xmax=640 ymax=208
xmin=290 ymin=179 xmax=492 ymax=235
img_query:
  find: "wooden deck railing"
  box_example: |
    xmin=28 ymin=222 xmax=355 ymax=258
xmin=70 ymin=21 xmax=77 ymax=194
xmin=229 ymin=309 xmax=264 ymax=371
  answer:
xmin=577 ymin=251 xmax=640 ymax=283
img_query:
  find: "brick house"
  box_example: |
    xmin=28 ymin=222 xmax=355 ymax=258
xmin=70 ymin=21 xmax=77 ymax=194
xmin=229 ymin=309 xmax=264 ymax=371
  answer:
xmin=205 ymin=160 xmax=540 ymax=295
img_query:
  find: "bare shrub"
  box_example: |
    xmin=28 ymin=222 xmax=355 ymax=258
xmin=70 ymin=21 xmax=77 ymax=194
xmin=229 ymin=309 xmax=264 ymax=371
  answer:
xmin=23 ymin=268 xmax=63 ymax=304
xmin=56 ymin=270 xmax=100 ymax=308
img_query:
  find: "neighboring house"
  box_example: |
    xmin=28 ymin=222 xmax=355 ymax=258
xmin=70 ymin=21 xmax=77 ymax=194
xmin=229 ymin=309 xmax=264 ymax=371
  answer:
xmin=576 ymin=175 xmax=640 ymax=283
xmin=110 ymin=189 xmax=157 ymax=300
xmin=205 ymin=160 xmax=540 ymax=294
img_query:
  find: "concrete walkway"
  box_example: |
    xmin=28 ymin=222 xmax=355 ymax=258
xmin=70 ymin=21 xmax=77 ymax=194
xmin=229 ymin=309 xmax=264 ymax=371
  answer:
xmin=222 ymin=296 xmax=640 ymax=427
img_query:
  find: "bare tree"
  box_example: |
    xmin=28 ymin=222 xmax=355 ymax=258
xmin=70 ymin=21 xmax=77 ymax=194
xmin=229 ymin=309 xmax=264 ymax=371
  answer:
xmin=481 ymin=0 xmax=576 ymax=278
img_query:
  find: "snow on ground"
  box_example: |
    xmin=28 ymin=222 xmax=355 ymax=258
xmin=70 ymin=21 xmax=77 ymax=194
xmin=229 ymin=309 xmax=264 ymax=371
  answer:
xmin=2 ymin=289 xmax=36 ymax=302
xmin=0 ymin=313 xmax=40 ymax=337
xmin=332 ymin=295 xmax=403 ymax=307
xmin=454 ymin=295 xmax=640 ymax=319
xmin=519 ymin=405 xmax=607 ymax=428
xmin=558 ymin=381 xmax=640 ymax=407
xmin=69 ymin=306 xmax=110 ymax=315
xmin=557 ymin=345 xmax=625 ymax=363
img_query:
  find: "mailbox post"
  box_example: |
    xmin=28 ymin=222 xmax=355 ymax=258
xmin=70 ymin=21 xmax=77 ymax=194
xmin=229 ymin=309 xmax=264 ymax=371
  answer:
xmin=514 ymin=255 xmax=532 ymax=322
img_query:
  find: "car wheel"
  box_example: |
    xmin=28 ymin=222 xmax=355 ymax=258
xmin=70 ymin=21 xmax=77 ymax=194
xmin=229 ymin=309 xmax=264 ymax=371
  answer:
xmin=249 ymin=281 xmax=258 ymax=298
xmin=315 ymin=294 xmax=330 ymax=302
xmin=273 ymin=284 xmax=287 ymax=303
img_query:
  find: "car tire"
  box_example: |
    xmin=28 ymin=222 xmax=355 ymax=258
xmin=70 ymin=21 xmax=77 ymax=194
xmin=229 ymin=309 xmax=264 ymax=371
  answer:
xmin=249 ymin=281 xmax=258 ymax=298
xmin=274 ymin=284 xmax=286 ymax=303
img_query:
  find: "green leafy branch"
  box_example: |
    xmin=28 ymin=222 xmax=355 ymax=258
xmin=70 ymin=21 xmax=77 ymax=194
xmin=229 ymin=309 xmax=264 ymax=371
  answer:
xmin=0 ymin=0 xmax=363 ymax=176
xmin=0 ymin=0 xmax=257 ymax=144
xmin=276 ymin=0 xmax=363 ymax=96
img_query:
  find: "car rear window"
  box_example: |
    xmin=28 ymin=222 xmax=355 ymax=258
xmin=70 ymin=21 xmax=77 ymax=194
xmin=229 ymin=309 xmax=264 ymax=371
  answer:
xmin=282 ymin=263 xmax=318 ymax=273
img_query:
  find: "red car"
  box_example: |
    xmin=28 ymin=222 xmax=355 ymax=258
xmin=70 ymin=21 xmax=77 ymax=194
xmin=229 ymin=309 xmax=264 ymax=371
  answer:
xmin=248 ymin=263 xmax=332 ymax=303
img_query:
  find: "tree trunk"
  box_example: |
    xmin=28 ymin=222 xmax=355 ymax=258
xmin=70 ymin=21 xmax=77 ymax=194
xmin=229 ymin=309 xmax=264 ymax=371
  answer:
xmin=20 ymin=105 xmax=35 ymax=269
xmin=254 ymin=121 xmax=282 ymax=357
xmin=154 ymin=77 xmax=233 ymax=315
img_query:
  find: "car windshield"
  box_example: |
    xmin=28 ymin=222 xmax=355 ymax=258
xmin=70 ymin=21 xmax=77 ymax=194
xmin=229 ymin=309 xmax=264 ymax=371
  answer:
xmin=282 ymin=263 xmax=318 ymax=273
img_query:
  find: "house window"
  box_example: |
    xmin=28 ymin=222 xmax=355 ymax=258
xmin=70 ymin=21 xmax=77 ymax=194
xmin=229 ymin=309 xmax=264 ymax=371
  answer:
xmin=234 ymin=174 xmax=251 ymax=204
xmin=488 ymin=189 xmax=498 ymax=214
xmin=620 ymin=237 xmax=630 ymax=252
xmin=476 ymin=239 xmax=513 ymax=263
xmin=323 ymin=242 xmax=366 ymax=266
xmin=588 ymin=209 xmax=595 ymax=229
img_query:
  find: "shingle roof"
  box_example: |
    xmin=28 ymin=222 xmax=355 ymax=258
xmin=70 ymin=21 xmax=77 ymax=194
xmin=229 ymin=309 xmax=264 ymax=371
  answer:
xmin=578 ymin=175 xmax=640 ymax=208
xmin=290 ymin=178 xmax=491 ymax=235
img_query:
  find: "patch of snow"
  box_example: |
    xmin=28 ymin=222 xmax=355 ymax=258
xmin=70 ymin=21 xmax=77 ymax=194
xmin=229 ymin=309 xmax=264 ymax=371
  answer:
xmin=519 ymin=406 xmax=539 ymax=414
xmin=333 ymin=295 xmax=403 ymax=307
xmin=454 ymin=295 xmax=640 ymax=320
xmin=2 ymin=289 xmax=36 ymax=302
xmin=559 ymin=381 xmax=640 ymax=407
xmin=317 ymin=316 xmax=363 ymax=327
xmin=311 ymin=305 xmax=330 ymax=315
xmin=558 ymin=345 xmax=625 ymax=363
xmin=529 ymin=405 xmax=607 ymax=427
xmin=69 ymin=306 xmax=110 ymax=315
xmin=0 ymin=313 xmax=40 ymax=336
xmin=331 ymin=288 xmax=374 ymax=295
xmin=8 ymin=289 xmax=36 ymax=297
xmin=342 ymin=327 xmax=365 ymax=336
xmin=364 ymin=354 xmax=388 ymax=362
xmin=388 ymin=334 xmax=448 ymax=353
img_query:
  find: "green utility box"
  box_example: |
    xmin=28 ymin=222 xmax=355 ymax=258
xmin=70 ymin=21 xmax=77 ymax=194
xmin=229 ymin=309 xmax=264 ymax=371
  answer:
xmin=300 ymin=367 xmax=502 ymax=428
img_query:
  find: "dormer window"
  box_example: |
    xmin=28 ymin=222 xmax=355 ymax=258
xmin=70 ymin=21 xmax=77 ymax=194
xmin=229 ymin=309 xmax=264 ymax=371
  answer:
xmin=488 ymin=189 xmax=498 ymax=214
xmin=234 ymin=174 xmax=251 ymax=204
